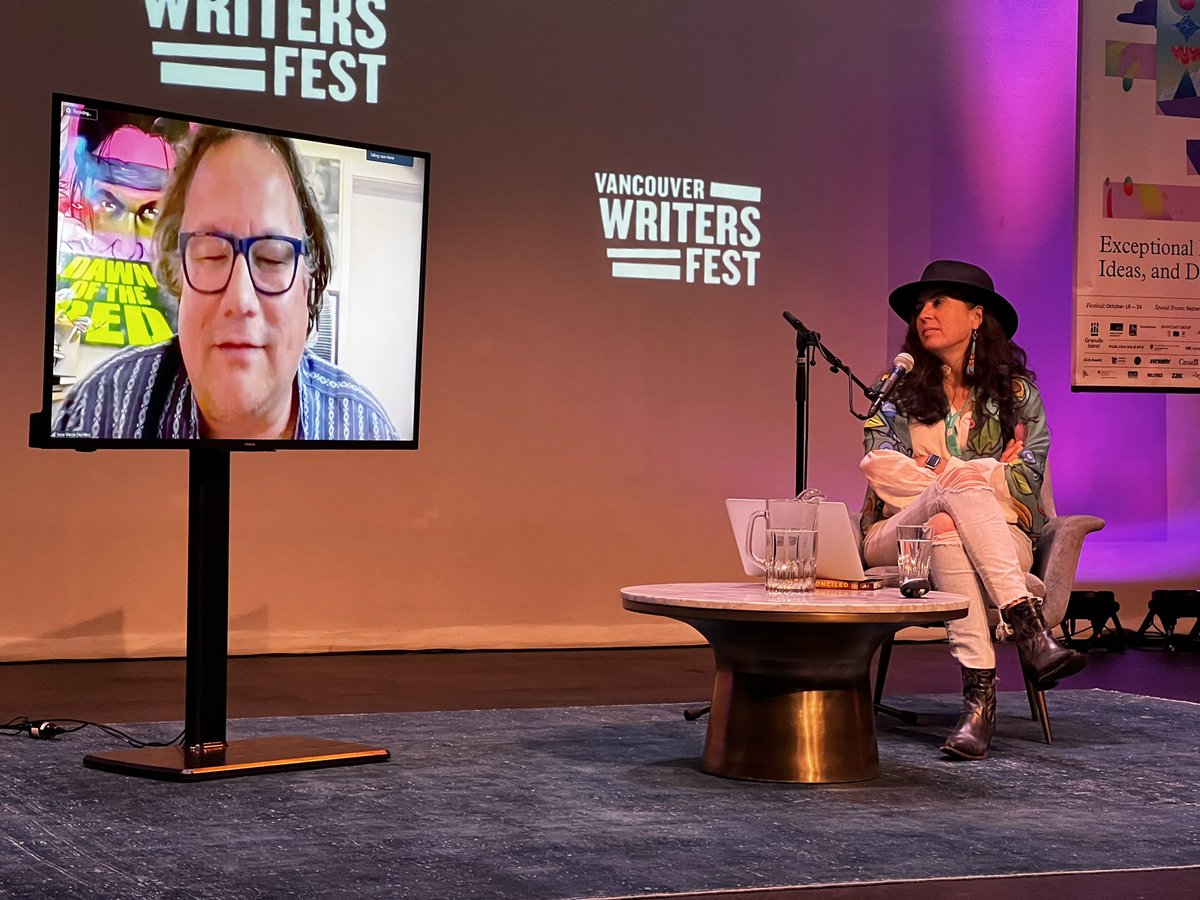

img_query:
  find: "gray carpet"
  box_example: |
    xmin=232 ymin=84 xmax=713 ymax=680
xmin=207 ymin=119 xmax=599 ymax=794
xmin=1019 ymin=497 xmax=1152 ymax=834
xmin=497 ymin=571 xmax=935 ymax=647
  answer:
xmin=2 ymin=690 xmax=1198 ymax=898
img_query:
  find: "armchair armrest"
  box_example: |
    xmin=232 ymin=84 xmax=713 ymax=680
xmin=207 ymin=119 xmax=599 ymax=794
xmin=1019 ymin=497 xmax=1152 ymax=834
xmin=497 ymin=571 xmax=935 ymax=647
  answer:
xmin=1031 ymin=514 xmax=1106 ymax=627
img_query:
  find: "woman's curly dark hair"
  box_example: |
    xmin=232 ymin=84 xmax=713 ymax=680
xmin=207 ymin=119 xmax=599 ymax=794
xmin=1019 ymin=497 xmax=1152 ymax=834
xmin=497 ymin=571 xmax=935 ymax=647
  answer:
xmin=891 ymin=294 xmax=1035 ymax=446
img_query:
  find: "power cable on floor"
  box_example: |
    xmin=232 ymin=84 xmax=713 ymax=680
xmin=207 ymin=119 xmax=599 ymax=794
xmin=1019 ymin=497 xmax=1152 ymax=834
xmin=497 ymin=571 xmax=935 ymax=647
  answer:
xmin=1 ymin=716 xmax=184 ymax=747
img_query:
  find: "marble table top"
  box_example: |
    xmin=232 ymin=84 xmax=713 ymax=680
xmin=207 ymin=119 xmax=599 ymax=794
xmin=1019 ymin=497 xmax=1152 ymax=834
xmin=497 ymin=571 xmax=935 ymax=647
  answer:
xmin=620 ymin=582 xmax=969 ymax=617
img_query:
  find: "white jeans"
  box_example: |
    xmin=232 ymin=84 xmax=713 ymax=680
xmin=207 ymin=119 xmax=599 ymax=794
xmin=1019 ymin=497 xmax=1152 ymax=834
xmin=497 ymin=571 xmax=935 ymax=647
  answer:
xmin=863 ymin=473 xmax=1033 ymax=669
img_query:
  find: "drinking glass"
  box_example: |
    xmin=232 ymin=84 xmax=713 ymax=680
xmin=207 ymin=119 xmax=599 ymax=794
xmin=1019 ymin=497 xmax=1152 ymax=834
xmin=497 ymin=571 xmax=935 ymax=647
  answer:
xmin=896 ymin=524 xmax=933 ymax=586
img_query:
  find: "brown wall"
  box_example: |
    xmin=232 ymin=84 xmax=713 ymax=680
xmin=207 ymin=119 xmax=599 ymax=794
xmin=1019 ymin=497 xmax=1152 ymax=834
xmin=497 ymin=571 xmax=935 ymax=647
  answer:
xmin=1 ymin=2 xmax=1193 ymax=661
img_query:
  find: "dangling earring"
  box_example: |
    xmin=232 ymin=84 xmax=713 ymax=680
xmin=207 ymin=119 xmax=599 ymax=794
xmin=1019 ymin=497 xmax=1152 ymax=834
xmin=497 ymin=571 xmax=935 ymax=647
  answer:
xmin=966 ymin=329 xmax=977 ymax=377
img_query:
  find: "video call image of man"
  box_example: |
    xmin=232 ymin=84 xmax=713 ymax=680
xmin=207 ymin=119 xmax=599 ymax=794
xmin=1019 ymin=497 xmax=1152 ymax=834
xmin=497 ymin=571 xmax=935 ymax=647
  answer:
xmin=54 ymin=126 xmax=399 ymax=441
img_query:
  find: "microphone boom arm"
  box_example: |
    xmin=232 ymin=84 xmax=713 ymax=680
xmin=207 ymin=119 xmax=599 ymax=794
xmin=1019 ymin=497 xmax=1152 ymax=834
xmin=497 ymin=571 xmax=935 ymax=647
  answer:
xmin=782 ymin=311 xmax=880 ymax=420
xmin=781 ymin=310 xmax=885 ymax=493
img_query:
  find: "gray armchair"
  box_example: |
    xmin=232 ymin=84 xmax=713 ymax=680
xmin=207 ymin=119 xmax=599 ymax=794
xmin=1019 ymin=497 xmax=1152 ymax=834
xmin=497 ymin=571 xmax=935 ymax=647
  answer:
xmin=873 ymin=511 xmax=1106 ymax=743
xmin=1031 ymin=513 xmax=1107 ymax=630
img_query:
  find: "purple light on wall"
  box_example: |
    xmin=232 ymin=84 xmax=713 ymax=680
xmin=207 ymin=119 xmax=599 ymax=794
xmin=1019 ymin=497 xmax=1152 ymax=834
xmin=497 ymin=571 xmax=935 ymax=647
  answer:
xmin=918 ymin=1 xmax=1195 ymax=593
xmin=944 ymin=1 xmax=1078 ymax=252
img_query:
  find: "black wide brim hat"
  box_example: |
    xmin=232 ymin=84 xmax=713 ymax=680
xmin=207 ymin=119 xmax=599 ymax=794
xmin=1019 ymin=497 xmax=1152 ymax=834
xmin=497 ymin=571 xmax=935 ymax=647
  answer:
xmin=888 ymin=259 xmax=1018 ymax=338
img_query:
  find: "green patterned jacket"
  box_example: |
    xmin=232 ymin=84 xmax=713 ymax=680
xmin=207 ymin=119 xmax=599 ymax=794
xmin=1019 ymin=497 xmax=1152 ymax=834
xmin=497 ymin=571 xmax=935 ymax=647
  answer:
xmin=859 ymin=377 xmax=1050 ymax=543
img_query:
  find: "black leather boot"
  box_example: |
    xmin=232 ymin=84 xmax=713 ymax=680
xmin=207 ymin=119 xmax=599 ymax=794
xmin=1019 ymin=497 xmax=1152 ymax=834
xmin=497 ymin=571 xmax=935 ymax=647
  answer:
xmin=940 ymin=667 xmax=996 ymax=760
xmin=1002 ymin=597 xmax=1085 ymax=690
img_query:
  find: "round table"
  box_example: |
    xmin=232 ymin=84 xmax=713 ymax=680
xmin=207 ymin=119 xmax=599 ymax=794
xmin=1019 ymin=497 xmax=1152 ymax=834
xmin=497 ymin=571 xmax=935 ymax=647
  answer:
xmin=621 ymin=582 xmax=968 ymax=783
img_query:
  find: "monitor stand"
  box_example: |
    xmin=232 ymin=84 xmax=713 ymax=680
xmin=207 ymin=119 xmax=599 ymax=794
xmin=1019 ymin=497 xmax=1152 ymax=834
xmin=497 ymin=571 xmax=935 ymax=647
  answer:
xmin=83 ymin=450 xmax=390 ymax=781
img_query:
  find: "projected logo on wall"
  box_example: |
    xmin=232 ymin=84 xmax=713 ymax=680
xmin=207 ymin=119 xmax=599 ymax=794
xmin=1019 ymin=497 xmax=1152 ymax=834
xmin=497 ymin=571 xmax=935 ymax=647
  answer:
xmin=144 ymin=0 xmax=388 ymax=103
xmin=595 ymin=171 xmax=762 ymax=286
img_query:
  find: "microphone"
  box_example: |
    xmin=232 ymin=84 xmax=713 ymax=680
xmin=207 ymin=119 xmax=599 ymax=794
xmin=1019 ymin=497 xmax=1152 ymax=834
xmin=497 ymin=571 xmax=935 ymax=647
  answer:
xmin=866 ymin=352 xmax=914 ymax=418
xmin=782 ymin=311 xmax=805 ymax=331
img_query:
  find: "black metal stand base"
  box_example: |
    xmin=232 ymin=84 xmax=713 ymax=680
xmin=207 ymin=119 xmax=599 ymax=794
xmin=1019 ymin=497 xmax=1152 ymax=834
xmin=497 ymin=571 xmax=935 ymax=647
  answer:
xmin=1062 ymin=590 xmax=1127 ymax=651
xmin=1134 ymin=589 xmax=1200 ymax=651
xmin=84 ymin=737 xmax=390 ymax=782
xmin=84 ymin=451 xmax=391 ymax=782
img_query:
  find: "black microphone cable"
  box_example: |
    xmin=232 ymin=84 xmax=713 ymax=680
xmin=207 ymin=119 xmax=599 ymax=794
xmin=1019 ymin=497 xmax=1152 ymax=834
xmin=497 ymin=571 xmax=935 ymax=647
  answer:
xmin=2 ymin=716 xmax=185 ymax=748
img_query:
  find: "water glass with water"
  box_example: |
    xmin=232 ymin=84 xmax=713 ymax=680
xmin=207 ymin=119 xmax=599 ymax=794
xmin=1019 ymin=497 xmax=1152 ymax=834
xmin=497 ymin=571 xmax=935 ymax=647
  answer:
xmin=897 ymin=524 xmax=933 ymax=591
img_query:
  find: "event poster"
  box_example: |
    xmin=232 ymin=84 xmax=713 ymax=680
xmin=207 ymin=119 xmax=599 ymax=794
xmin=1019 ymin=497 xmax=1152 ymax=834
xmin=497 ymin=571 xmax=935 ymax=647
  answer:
xmin=1074 ymin=0 xmax=1200 ymax=391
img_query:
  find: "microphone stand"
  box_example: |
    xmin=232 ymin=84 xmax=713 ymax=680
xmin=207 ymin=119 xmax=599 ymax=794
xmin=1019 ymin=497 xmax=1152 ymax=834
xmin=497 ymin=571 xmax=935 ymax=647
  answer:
xmin=780 ymin=312 xmax=917 ymax=727
xmin=683 ymin=321 xmax=909 ymax=728
xmin=782 ymin=312 xmax=877 ymax=495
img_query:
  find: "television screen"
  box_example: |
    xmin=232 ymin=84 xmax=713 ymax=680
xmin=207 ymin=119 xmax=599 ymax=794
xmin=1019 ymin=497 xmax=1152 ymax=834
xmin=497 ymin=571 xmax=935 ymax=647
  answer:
xmin=34 ymin=93 xmax=428 ymax=449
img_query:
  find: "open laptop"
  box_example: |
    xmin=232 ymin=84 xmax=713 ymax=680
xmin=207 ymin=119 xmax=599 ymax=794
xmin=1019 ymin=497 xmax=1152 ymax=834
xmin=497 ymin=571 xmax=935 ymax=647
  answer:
xmin=725 ymin=498 xmax=870 ymax=582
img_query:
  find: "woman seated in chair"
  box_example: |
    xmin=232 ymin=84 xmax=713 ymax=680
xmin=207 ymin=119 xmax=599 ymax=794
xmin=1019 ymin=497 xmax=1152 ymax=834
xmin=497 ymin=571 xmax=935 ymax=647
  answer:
xmin=860 ymin=260 xmax=1084 ymax=761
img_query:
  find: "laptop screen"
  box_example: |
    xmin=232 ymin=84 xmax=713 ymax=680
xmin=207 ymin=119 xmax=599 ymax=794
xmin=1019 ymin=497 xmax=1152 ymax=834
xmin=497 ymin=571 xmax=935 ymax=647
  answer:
xmin=725 ymin=499 xmax=867 ymax=581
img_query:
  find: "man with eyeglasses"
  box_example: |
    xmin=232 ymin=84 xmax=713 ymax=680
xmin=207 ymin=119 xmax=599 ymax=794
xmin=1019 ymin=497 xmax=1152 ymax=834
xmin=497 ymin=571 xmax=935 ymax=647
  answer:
xmin=53 ymin=126 xmax=398 ymax=441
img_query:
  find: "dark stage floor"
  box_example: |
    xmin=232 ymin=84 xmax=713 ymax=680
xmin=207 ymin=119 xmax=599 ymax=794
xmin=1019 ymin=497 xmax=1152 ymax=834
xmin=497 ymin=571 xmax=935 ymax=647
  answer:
xmin=3 ymin=639 xmax=1199 ymax=899
xmin=4 ymin=638 xmax=1200 ymax=724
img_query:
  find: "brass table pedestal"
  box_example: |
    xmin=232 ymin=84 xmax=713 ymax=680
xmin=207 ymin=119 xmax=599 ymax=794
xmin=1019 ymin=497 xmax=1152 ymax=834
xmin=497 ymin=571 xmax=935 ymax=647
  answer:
xmin=621 ymin=583 xmax=968 ymax=783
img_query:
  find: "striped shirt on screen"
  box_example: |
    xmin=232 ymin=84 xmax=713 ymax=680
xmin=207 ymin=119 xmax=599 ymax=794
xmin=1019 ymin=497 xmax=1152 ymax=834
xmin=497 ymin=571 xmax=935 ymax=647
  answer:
xmin=54 ymin=340 xmax=399 ymax=441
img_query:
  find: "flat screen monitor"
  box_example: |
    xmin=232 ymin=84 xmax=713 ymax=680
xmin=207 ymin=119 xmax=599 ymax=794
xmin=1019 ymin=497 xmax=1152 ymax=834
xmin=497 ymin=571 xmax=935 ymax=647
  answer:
xmin=33 ymin=93 xmax=428 ymax=449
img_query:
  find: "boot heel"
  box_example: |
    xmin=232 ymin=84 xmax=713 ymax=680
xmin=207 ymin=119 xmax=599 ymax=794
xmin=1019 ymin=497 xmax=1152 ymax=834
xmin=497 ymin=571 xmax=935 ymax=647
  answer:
xmin=1003 ymin=598 xmax=1086 ymax=690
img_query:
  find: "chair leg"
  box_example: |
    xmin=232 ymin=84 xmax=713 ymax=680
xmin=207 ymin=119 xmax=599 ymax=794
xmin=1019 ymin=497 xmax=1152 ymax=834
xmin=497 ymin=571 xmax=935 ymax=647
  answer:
xmin=874 ymin=636 xmax=894 ymax=705
xmin=1025 ymin=678 xmax=1038 ymax=720
xmin=1023 ymin=670 xmax=1053 ymax=744
xmin=871 ymin=636 xmax=919 ymax=724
